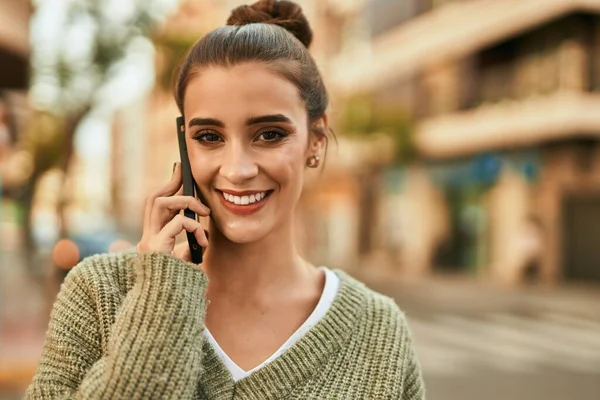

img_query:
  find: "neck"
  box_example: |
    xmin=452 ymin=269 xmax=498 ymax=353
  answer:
xmin=202 ymin=221 xmax=314 ymax=301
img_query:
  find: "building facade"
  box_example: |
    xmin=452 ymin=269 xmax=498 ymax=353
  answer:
xmin=330 ymin=0 xmax=600 ymax=284
xmin=0 ymin=0 xmax=30 ymax=249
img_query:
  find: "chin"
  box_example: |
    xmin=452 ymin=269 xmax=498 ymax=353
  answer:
xmin=217 ymin=220 xmax=272 ymax=244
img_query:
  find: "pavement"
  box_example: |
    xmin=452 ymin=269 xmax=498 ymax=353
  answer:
xmin=0 ymin=250 xmax=49 ymax=398
xmin=351 ymin=268 xmax=600 ymax=400
xmin=1 ymin=249 xmax=600 ymax=399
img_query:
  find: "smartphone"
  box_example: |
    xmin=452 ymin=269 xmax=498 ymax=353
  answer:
xmin=176 ymin=116 xmax=203 ymax=264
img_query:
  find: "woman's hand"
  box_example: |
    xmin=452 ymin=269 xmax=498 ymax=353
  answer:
xmin=137 ymin=162 xmax=210 ymax=262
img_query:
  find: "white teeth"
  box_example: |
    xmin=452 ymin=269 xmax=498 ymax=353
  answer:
xmin=222 ymin=191 xmax=269 ymax=205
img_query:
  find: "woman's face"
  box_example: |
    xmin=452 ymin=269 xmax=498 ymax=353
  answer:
xmin=183 ymin=63 xmax=324 ymax=243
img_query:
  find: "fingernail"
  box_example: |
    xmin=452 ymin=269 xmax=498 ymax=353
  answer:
xmin=172 ymin=162 xmax=177 ymax=173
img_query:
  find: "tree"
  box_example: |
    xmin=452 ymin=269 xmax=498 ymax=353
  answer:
xmin=3 ymin=0 xmax=178 ymax=267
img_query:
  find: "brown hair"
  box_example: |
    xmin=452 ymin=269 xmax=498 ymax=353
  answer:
xmin=174 ymin=0 xmax=329 ymax=138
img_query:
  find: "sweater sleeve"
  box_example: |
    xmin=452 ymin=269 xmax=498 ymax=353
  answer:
xmin=399 ymin=316 xmax=426 ymax=400
xmin=24 ymin=252 xmax=208 ymax=399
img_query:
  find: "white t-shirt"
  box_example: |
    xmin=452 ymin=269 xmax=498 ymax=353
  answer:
xmin=204 ymin=267 xmax=340 ymax=382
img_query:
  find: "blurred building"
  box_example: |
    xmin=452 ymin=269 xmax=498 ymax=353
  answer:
xmin=0 ymin=0 xmax=32 ymax=395
xmin=331 ymin=0 xmax=600 ymax=285
xmin=0 ymin=0 xmax=30 ymax=135
xmin=0 ymin=0 xmax=30 ymax=250
xmin=0 ymin=0 xmax=30 ymax=156
xmin=0 ymin=0 xmax=29 ymax=90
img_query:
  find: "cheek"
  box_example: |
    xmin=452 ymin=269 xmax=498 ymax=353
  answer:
xmin=187 ymin=147 xmax=219 ymax=185
xmin=268 ymin=146 xmax=306 ymax=193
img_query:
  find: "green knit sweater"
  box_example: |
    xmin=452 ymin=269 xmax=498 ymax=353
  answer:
xmin=25 ymin=252 xmax=425 ymax=399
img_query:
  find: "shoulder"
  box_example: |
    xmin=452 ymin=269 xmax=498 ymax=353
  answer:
xmin=332 ymin=270 xmax=416 ymax=356
xmin=333 ymin=269 xmax=409 ymax=329
xmin=329 ymin=270 xmax=424 ymax=397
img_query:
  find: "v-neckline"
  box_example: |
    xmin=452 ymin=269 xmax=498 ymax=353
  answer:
xmin=197 ymin=270 xmax=366 ymax=399
xmin=203 ymin=267 xmax=339 ymax=379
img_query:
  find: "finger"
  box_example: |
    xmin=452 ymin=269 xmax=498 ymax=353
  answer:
xmin=159 ymin=161 xmax=183 ymax=197
xmin=182 ymin=217 xmax=210 ymax=248
xmin=150 ymin=196 xmax=210 ymax=234
xmin=160 ymin=215 xmax=209 ymax=247
xmin=143 ymin=162 xmax=182 ymax=232
xmin=195 ymin=226 xmax=209 ymax=249
xmin=158 ymin=196 xmax=210 ymax=215
xmin=143 ymin=192 xmax=154 ymax=234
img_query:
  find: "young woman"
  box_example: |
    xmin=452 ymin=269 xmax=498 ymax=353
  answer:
xmin=26 ymin=1 xmax=425 ymax=398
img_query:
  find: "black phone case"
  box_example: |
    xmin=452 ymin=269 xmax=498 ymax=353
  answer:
xmin=176 ymin=116 xmax=203 ymax=264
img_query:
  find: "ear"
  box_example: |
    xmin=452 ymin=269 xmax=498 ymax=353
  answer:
xmin=307 ymin=114 xmax=328 ymax=156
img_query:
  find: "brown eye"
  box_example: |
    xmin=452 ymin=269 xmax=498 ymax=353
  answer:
xmin=257 ymin=130 xmax=288 ymax=142
xmin=193 ymin=131 xmax=223 ymax=143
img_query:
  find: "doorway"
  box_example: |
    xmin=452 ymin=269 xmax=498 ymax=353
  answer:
xmin=562 ymin=193 xmax=600 ymax=282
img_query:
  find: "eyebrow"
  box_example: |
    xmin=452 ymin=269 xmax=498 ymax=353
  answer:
xmin=246 ymin=114 xmax=293 ymax=125
xmin=188 ymin=118 xmax=224 ymax=128
xmin=188 ymin=114 xmax=293 ymax=129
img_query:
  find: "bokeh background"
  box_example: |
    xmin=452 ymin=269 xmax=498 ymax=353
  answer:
xmin=1 ymin=0 xmax=600 ymax=398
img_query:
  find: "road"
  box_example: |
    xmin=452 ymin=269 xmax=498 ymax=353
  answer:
xmin=354 ymin=269 xmax=600 ymax=400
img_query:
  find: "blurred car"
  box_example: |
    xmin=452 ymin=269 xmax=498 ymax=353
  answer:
xmin=52 ymin=231 xmax=135 ymax=272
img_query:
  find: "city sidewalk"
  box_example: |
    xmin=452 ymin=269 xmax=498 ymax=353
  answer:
xmin=349 ymin=264 xmax=600 ymax=400
xmin=349 ymin=263 xmax=600 ymax=318
xmin=0 ymin=250 xmax=49 ymax=397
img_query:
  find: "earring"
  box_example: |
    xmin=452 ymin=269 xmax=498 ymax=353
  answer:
xmin=307 ymin=154 xmax=320 ymax=168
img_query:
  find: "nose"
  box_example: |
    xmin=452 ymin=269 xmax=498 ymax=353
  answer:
xmin=219 ymin=142 xmax=259 ymax=184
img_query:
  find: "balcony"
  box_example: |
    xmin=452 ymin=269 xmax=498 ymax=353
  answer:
xmin=330 ymin=0 xmax=600 ymax=93
xmin=415 ymin=92 xmax=600 ymax=158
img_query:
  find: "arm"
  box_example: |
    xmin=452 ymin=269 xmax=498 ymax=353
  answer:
xmin=25 ymin=252 xmax=208 ymax=399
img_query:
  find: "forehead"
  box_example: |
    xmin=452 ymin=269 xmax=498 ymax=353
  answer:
xmin=183 ymin=63 xmax=306 ymax=123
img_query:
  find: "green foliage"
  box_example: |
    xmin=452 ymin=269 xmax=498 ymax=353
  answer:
xmin=27 ymin=112 xmax=66 ymax=173
xmin=154 ymin=34 xmax=199 ymax=92
xmin=338 ymin=94 xmax=416 ymax=164
xmin=338 ymin=94 xmax=374 ymax=135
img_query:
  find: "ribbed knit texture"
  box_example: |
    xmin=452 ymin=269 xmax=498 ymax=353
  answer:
xmin=25 ymin=252 xmax=426 ymax=399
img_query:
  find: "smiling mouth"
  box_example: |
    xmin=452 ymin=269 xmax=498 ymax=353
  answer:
xmin=217 ymin=190 xmax=274 ymax=206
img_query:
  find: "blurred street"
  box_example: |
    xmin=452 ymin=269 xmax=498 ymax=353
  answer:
xmin=353 ymin=269 xmax=600 ymax=400
xmin=0 ymin=250 xmax=48 ymax=399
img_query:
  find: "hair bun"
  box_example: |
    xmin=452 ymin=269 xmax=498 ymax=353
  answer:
xmin=227 ymin=0 xmax=313 ymax=48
